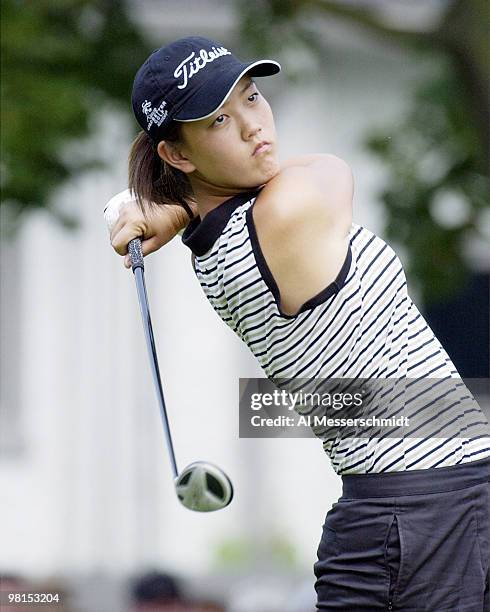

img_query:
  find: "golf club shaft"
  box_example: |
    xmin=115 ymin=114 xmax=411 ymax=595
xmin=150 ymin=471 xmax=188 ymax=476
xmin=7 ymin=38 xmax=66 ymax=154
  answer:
xmin=128 ymin=238 xmax=179 ymax=480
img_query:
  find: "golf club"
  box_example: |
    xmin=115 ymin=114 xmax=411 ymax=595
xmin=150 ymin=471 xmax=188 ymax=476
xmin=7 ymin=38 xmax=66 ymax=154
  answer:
xmin=126 ymin=236 xmax=233 ymax=512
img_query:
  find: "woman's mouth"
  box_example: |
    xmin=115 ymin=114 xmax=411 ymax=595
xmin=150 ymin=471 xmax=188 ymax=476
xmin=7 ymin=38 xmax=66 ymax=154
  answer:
xmin=253 ymin=142 xmax=271 ymax=156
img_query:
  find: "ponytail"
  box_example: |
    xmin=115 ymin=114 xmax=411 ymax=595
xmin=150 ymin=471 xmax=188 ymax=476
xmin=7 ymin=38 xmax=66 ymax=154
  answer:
xmin=128 ymin=125 xmax=195 ymax=221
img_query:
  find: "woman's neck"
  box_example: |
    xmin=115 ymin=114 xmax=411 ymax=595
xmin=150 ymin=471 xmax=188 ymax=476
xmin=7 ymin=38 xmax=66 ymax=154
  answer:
xmin=190 ymin=177 xmax=260 ymax=220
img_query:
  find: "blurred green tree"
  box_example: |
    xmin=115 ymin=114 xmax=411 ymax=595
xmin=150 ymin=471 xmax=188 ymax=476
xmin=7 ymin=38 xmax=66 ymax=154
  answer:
xmin=213 ymin=533 xmax=298 ymax=571
xmin=1 ymin=0 xmax=151 ymax=231
xmin=234 ymin=0 xmax=490 ymax=304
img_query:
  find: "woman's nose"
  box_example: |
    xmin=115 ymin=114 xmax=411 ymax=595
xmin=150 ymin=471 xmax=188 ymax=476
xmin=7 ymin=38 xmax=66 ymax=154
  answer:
xmin=241 ymin=116 xmax=262 ymax=140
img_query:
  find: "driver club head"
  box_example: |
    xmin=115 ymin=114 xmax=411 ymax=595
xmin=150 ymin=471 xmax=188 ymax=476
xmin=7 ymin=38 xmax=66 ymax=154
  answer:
xmin=175 ymin=461 xmax=234 ymax=512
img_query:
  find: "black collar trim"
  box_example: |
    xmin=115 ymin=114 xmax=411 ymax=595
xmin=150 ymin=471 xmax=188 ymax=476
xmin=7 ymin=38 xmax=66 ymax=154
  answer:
xmin=181 ymin=190 xmax=261 ymax=256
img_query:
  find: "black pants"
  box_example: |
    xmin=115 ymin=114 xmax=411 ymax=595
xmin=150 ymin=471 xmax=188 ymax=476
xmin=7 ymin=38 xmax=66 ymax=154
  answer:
xmin=314 ymin=456 xmax=490 ymax=611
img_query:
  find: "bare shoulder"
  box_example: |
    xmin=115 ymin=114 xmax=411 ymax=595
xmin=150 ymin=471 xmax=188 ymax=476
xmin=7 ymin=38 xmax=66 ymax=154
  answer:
xmin=253 ymin=153 xmax=353 ymax=235
xmin=249 ymin=154 xmax=353 ymax=316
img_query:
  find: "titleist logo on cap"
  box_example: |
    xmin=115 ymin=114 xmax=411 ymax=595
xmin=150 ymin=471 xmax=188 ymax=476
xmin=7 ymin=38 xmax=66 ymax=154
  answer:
xmin=174 ymin=46 xmax=231 ymax=89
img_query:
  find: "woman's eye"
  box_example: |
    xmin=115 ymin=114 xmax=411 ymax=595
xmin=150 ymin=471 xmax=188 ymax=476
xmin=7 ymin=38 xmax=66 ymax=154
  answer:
xmin=248 ymin=92 xmax=259 ymax=102
xmin=213 ymin=115 xmax=226 ymax=126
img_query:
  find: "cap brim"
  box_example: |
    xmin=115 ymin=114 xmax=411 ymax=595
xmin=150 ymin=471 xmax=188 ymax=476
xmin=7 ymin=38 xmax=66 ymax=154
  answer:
xmin=173 ymin=59 xmax=281 ymax=123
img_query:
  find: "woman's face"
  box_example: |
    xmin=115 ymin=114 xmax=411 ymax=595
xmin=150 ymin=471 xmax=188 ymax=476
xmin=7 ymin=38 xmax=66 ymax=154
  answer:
xmin=177 ymin=76 xmax=280 ymax=191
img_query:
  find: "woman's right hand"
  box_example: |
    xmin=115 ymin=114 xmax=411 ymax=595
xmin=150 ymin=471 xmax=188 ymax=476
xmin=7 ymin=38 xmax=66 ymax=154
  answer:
xmin=106 ymin=190 xmax=194 ymax=268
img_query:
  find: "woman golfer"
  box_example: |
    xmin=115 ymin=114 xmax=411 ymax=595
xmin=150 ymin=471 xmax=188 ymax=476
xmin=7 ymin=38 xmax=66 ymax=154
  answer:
xmin=109 ymin=36 xmax=490 ymax=610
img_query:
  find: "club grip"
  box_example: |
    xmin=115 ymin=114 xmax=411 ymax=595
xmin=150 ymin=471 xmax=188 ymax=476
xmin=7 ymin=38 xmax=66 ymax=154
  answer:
xmin=128 ymin=238 xmax=144 ymax=271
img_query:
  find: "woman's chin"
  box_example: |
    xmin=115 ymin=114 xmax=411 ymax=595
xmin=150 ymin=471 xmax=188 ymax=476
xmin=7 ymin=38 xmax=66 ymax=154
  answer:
xmin=256 ymin=161 xmax=281 ymax=185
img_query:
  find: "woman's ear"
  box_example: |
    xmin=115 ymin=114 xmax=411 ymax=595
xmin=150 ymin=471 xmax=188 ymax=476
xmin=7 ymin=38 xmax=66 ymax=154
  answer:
xmin=157 ymin=140 xmax=195 ymax=174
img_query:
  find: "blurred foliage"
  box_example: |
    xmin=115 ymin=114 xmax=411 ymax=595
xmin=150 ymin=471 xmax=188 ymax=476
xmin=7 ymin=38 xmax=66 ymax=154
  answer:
xmin=213 ymin=533 xmax=297 ymax=571
xmin=234 ymin=0 xmax=490 ymax=304
xmin=0 ymin=0 xmax=150 ymax=232
xmin=365 ymin=54 xmax=489 ymax=304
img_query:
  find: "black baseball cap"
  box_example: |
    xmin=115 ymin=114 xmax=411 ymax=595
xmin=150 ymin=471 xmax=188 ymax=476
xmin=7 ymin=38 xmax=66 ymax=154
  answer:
xmin=132 ymin=36 xmax=281 ymax=142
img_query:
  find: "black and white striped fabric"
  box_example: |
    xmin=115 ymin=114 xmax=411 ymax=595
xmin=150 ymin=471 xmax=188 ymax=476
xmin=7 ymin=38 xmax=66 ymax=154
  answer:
xmin=182 ymin=190 xmax=490 ymax=474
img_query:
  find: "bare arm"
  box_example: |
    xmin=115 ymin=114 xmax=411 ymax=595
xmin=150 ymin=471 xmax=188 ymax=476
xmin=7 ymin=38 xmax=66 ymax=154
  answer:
xmin=251 ymin=155 xmax=353 ymax=315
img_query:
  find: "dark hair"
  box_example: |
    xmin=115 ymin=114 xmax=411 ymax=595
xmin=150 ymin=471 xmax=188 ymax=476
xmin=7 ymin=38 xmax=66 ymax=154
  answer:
xmin=128 ymin=122 xmax=195 ymax=221
xmin=131 ymin=570 xmax=182 ymax=603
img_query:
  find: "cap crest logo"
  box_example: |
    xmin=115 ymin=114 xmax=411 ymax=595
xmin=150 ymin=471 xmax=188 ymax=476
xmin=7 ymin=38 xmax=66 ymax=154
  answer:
xmin=142 ymin=99 xmax=168 ymax=130
xmin=174 ymin=46 xmax=231 ymax=90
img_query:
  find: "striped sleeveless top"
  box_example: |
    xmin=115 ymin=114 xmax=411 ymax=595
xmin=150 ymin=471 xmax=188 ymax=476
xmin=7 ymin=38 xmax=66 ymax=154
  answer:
xmin=182 ymin=190 xmax=490 ymax=474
